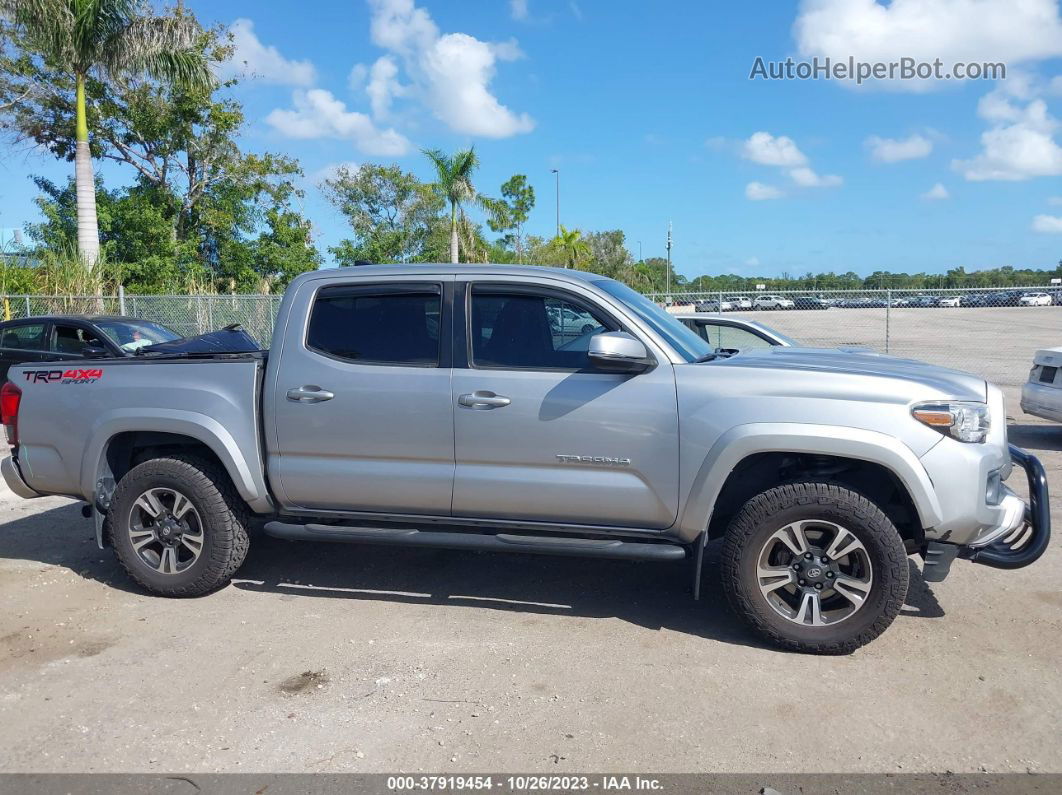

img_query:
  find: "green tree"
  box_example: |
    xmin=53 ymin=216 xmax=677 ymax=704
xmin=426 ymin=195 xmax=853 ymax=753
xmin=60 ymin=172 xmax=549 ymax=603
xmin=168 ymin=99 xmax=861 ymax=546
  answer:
xmin=0 ymin=0 xmax=213 ymax=269
xmin=322 ymin=163 xmax=442 ymax=265
xmin=487 ymin=174 xmax=535 ymax=262
xmin=551 ymin=225 xmax=590 ymax=269
xmin=422 ymin=147 xmax=494 ymax=264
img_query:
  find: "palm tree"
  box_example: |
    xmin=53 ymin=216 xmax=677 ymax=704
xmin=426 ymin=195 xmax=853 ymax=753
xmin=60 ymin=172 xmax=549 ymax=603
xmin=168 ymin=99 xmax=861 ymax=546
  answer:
xmin=423 ymin=147 xmax=495 ymax=264
xmin=552 ymin=225 xmax=589 ymax=269
xmin=2 ymin=0 xmax=213 ymax=269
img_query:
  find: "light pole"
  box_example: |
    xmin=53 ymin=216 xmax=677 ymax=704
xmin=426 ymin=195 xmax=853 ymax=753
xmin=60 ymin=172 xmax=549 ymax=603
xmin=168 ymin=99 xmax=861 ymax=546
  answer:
xmin=638 ymin=240 xmax=642 ymax=262
xmin=666 ymin=221 xmax=672 ymax=303
xmin=551 ymin=168 xmax=560 ymax=238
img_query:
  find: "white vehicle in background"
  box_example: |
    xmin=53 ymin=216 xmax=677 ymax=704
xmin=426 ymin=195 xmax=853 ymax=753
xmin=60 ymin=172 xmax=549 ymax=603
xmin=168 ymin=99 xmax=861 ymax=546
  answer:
xmin=753 ymin=294 xmax=795 ymax=311
xmin=1022 ymin=347 xmax=1062 ymax=423
xmin=724 ymin=295 xmax=753 ymax=310
xmin=1019 ymin=292 xmax=1053 ymax=307
xmin=937 ymin=295 xmax=961 ymax=308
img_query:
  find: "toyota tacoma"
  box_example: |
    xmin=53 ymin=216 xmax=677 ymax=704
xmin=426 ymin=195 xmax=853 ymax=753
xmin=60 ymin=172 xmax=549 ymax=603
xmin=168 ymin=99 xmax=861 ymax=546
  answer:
xmin=0 ymin=265 xmax=1050 ymax=654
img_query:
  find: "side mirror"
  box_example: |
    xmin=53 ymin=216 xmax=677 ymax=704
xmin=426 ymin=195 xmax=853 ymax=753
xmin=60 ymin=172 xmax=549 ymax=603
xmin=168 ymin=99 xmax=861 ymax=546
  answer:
xmin=588 ymin=332 xmax=652 ymax=372
xmin=81 ymin=345 xmax=109 ymax=359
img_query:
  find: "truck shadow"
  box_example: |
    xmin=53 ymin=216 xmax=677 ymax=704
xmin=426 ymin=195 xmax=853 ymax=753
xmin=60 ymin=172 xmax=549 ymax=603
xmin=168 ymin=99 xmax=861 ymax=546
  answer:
xmin=0 ymin=503 xmax=947 ymax=651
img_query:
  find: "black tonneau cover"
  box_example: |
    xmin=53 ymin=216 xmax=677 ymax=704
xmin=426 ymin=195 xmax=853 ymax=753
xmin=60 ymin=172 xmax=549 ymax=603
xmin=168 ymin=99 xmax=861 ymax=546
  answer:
xmin=140 ymin=324 xmax=262 ymax=356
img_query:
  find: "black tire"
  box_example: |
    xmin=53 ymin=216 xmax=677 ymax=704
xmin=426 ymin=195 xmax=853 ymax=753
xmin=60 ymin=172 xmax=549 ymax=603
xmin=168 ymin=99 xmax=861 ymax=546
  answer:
xmin=721 ymin=482 xmax=909 ymax=654
xmin=106 ymin=455 xmax=250 ymax=597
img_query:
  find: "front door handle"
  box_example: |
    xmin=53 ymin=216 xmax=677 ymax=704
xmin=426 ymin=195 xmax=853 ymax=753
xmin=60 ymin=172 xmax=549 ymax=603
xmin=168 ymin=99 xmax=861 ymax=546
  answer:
xmin=458 ymin=391 xmax=511 ymax=409
xmin=287 ymin=385 xmax=335 ymax=403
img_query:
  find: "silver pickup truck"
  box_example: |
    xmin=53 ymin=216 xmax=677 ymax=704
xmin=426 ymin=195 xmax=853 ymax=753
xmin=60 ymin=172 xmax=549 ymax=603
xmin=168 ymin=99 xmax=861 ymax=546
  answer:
xmin=0 ymin=265 xmax=1050 ymax=654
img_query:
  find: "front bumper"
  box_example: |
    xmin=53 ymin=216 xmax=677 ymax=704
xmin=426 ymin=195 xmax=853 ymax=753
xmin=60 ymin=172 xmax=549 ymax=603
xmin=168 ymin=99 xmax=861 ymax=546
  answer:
xmin=960 ymin=445 xmax=1051 ymax=569
xmin=923 ymin=445 xmax=1050 ymax=580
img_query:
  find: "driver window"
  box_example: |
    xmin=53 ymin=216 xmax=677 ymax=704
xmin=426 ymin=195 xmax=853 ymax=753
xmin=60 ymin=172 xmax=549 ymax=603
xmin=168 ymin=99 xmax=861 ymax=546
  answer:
xmin=471 ymin=289 xmax=611 ymax=370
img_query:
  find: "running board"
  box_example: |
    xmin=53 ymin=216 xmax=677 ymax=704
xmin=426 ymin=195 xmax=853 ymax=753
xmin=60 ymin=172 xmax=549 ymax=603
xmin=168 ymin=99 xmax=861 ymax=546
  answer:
xmin=263 ymin=522 xmax=686 ymax=562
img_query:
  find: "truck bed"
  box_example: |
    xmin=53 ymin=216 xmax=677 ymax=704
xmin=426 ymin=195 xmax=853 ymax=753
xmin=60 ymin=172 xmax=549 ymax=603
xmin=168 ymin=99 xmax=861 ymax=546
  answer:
xmin=9 ymin=353 xmax=268 ymax=508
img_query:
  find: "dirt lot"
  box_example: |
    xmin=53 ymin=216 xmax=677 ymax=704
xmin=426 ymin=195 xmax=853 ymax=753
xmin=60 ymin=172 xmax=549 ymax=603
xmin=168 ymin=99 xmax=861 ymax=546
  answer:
xmin=0 ymin=309 xmax=1060 ymax=774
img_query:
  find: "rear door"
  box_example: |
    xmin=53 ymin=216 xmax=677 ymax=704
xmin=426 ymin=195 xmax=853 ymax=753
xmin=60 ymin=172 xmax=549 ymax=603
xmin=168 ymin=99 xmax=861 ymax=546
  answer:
xmin=450 ymin=279 xmax=679 ymax=529
xmin=0 ymin=321 xmax=51 ymax=383
xmin=267 ymin=276 xmax=456 ymax=515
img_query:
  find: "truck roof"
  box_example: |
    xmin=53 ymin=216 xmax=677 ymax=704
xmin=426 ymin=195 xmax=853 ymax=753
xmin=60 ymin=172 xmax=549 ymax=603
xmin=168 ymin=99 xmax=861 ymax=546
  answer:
xmin=290 ymin=263 xmax=607 ymax=287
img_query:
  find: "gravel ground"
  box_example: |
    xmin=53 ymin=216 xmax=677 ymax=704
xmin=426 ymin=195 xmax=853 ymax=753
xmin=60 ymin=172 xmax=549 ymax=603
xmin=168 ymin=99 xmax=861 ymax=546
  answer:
xmin=0 ymin=313 xmax=1059 ymax=774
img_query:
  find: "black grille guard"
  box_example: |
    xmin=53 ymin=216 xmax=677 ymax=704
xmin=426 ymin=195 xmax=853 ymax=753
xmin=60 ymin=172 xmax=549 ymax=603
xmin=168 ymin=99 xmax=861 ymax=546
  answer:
xmin=961 ymin=445 xmax=1051 ymax=569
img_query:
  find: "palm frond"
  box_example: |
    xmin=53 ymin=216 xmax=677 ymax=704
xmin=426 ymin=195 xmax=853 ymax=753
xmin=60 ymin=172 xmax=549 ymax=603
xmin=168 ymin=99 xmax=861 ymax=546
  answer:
xmin=1 ymin=0 xmax=76 ymax=67
xmin=100 ymin=12 xmax=212 ymax=89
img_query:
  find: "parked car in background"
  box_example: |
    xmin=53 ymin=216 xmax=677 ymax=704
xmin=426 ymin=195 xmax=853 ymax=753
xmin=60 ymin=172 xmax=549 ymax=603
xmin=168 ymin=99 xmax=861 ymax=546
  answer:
xmin=960 ymin=293 xmax=990 ymax=308
xmin=752 ymin=294 xmax=795 ymax=311
xmin=0 ymin=315 xmax=182 ymax=382
xmin=675 ymin=314 xmax=797 ymax=354
xmin=724 ymin=295 xmax=753 ymax=310
xmin=1022 ymin=346 xmax=1062 ymax=423
xmin=793 ymin=296 xmax=830 ymax=310
xmin=937 ymin=295 xmax=961 ymax=308
xmin=695 ymin=297 xmax=734 ymax=313
xmin=1019 ymin=292 xmax=1053 ymax=307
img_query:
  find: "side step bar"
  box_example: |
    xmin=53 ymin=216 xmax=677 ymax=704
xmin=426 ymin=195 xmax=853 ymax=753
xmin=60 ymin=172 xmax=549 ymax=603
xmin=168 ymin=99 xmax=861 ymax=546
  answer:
xmin=263 ymin=522 xmax=686 ymax=562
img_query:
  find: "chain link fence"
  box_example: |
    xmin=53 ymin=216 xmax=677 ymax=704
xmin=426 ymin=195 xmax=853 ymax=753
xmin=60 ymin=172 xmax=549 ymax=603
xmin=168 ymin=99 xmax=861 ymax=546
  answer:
xmin=2 ymin=285 xmax=1059 ymax=397
xmin=0 ymin=293 xmax=284 ymax=347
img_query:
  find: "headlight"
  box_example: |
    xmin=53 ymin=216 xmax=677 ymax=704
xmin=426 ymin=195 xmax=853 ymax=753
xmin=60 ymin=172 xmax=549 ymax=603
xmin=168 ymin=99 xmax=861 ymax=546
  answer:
xmin=912 ymin=401 xmax=990 ymax=443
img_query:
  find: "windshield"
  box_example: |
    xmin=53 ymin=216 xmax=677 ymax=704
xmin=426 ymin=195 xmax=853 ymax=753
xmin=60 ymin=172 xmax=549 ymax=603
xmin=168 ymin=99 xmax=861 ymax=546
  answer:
xmin=594 ymin=279 xmax=714 ymax=362
xmin=95 ymin=319 xmax=182 ymax=353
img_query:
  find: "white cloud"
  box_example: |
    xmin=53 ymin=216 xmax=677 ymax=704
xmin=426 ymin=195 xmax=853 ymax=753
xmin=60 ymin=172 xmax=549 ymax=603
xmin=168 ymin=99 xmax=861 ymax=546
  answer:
xmin=794 ymin=0 xmax=1062 ymax=92
xmin=952 ymin=87 xmax=1062 ymax=180
xmin=789 ymin=166 xmax=843 ymax=187
xmin=1032 ymin=214 xmax=1062 ymax=232
xmin=742 ymin=131 xmax=842 ymax=192
xmin=742 ymin=132 xmax=807 ymax=166
xmin=313 ymin=161 xmax=361 ymax=184
xmin=348 ymin=63 xmax=368 ymax=91
xmin=866 ymin=133 xmax=933 ymax=162
xmin=366 ymin=0 xmax=534 ymax=138
xmin=366 ymin=56 xmax=408 ymax=119
xmin=1048 ymin=196 xmax=1062 ymax=205
xmin=510 ymin=0 xmax=529 ymax=21
xmin=922 ymin=182 xmax=950 ymax=200
xmin=746 ymin=182 xmax=784 ymax=200
xmin=265 ymin=89 xmax=411 ymax=155
xmin=223 ymin=19 xmax=317 ymax=86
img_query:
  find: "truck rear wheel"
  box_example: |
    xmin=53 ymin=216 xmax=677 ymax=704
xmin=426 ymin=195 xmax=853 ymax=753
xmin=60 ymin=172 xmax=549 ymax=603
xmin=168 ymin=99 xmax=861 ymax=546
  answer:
xmin=721 ymin=482 xmax=909 ymax=654
xmin=106 ymin=455 xmax=250 ymax=597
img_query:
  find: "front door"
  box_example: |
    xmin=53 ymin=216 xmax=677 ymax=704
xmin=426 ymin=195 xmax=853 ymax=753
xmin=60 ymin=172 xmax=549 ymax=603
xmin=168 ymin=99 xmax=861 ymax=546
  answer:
xmin=269 ymin=277 xmax=455 ymax=515
xmin=451 ymin=281 xmax=679 ymax=529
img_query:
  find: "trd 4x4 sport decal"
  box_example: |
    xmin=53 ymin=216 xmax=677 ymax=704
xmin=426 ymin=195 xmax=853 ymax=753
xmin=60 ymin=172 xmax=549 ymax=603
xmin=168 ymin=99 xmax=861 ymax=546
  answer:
xmin=23 ymin=368 xmax=103 ymax=384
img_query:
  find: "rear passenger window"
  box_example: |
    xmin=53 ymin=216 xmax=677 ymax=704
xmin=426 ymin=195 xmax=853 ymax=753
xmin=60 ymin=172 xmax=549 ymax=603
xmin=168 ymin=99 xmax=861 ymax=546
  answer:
xmin=307 ymin=285 xmax=442 ymax=366
xmin=0 ymin=323 xmax=46 ymax=351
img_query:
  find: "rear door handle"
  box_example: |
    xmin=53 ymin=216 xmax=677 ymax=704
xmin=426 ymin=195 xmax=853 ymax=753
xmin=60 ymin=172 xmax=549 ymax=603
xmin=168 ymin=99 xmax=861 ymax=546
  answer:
xmin=286 ymin=385 xmax=334 ymax=403
xmin=458 ymin=391 xmax=511 ymax=409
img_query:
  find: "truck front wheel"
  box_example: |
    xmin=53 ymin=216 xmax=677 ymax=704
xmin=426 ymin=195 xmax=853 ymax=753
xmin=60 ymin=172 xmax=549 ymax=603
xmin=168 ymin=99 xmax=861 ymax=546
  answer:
xmin=106 ymin=455 xmax=250 ymax=597
xmin=721 ymin=482 xmax=909 ymax=654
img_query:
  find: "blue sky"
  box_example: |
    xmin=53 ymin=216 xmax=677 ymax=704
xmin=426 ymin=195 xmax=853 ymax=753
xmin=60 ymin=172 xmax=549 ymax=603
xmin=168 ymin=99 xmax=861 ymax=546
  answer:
xmin=3 ymin=0 xmax=1062 ymax=280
